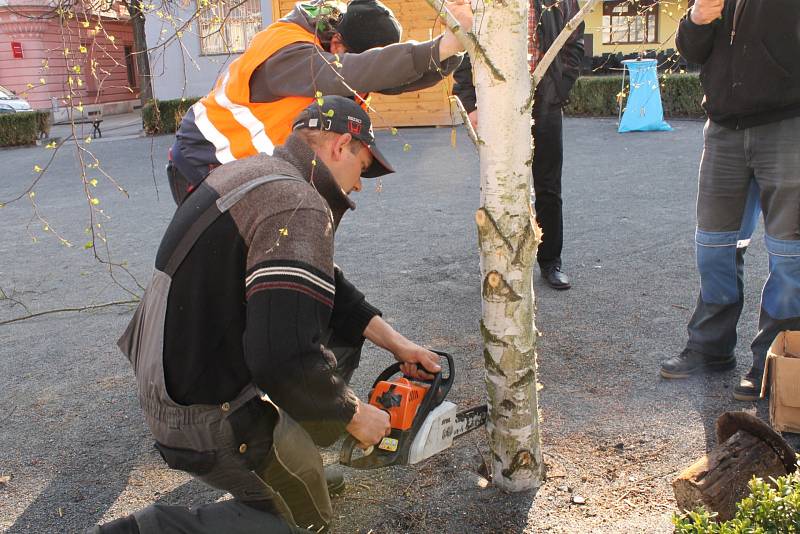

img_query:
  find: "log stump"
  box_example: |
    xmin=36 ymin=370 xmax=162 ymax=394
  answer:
xmin=672 ymin=412 xmax=796 ymax=521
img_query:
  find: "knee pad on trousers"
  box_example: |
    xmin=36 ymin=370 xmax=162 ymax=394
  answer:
xmin=763 ymin=234 xmax=800 ymax=319
xmin=696 ymin=229 xmax=741 ymax=305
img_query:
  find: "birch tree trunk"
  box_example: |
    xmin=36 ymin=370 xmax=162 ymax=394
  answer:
xmin=472 ymin=1 xmax=543 ymax=491
xmin=430 ymin=0 xmax=600 ymax=492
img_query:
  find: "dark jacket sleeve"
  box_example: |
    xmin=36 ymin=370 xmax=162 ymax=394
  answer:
xmin=330 ymin=265 xmax=381 ymax=344
xmin=243 ymin=207 xmax=358 ymax=444
xmin=250 ymin=36 xmax=458 ymax=102
xmin=452 ymin=54 xmax=476 ymax=113
xmin=676 ymin=11 xmax=719 ymax=65
xmin=558 ymin=0 xmax=585 ymax=99
xmin=378 ymin=54 xmax=464 ymax=95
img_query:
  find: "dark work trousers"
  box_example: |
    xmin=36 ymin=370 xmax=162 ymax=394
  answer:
xmin=532 ymin=101 xmax=565 ymax=270
xmin=685 ymin=117 xmax=800 ymax=370
xmin=96 ymin=328 xmax=363 ymax=534
xmin=166 ymin=161 xmax=192 ymax=206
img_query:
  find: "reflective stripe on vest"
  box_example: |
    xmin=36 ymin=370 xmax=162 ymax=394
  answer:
xmin=190 ymin=22 xmax=320 ymax=164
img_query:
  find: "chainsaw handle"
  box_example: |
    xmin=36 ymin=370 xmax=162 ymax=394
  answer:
xmin=339 ymin=434 xmax=399 ymax=469
xmin=373 ymin=350 xmax=454 ymax=394
xmin=339 ymin=434 xmax=360 ymax=467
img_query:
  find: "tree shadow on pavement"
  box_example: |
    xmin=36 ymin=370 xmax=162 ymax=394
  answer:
xmin=688 ymin=373 xmax=740 ymax=453
xmin=7 ymin=455 xmax=138 ymax=533
xmin=7 ymin=448 xmax=223 ymax=533
xmin=689 ymin=372 xmax=800 ymax=453
xmin=151 ymin=478 xmax=226 ymax=508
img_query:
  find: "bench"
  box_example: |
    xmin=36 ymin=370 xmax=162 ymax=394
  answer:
xmin=52 ymin=109 xmax=103 ymax=139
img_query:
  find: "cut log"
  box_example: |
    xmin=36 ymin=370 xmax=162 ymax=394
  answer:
xmin=673 ymin=429 xmax=788 ymax=521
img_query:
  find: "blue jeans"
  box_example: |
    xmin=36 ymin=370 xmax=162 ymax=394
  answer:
xmin=686 ymin=117 xmax=800 ymax=369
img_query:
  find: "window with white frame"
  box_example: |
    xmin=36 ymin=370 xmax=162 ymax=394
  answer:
xmin=601 ymin=0 xmax=658 ymax=45
xmin=198 ymin=0 xmax=262 ymax=55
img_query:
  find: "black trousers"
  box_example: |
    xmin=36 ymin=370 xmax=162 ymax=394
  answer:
xmin=532 ymin=102 xmax=564 ymax=269
xmin=166 ymin=161 xmax=192 ymax=206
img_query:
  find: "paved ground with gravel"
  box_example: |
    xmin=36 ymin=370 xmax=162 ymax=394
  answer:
xmin=0 ymin=117 xmax=784 ymax=533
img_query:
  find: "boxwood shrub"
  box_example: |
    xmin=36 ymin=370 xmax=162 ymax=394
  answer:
xmin=673 ymin=471 xmax=800 ymax=533
xmin=565 ymin=73 xmax=704 ymax=119
xmin=142 ymin=97 xmax=200 ymax=135
xmin=0 ymin=111 xmax=51 ymax=147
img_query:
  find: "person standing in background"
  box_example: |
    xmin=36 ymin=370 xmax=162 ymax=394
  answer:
xmin=452 ymin=0 xmax=584 ymax=290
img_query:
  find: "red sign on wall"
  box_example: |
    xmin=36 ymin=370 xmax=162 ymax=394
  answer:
xmin=11 ymin=42 xmax=23 ymax=59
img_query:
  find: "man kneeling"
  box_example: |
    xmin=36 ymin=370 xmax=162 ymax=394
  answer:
xmin=98 ymin=96 xmax=440 ymax=533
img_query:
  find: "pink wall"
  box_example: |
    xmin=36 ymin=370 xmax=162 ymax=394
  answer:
xmin=0 ymin=3 xmax=139 ymax=110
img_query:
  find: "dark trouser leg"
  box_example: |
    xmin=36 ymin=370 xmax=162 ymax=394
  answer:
xmin=108 ymin=333 xmax=363 ymax=533
xmin=686 ymin=120 xmax=758 ymax=357
xmin=532 ymin=103 xmax=564 ymax=269
xmin=686 ymin=247 xmax=748 ymax=357
xmin=104 ymin=412 xmax=325 ymax=534
xmin=748 ymin=116 xmax=800 ymax=369
xmin=191 ymin=406 xmax=333 ymax=532
xmin=166 ymin=162 xmax=192 ymax=206
xmin=130 ymin=500 xmax=308 ymax=533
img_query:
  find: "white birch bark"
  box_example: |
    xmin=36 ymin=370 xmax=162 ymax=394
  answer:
xmin=428 ymin=0 xmax=599 ymax=492
xmin=473 ymin=1 xmax=543 ymax=492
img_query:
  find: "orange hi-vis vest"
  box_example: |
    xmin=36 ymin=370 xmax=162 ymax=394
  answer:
xmin=190 ymin=22 xmax=320 ymax=164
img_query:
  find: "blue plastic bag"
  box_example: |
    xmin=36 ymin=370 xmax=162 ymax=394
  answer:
xmin=618 ymin=59 xmax=672 ymax=133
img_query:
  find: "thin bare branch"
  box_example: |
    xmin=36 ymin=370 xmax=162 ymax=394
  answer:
xmin=0 ymin=299 xmax=138 ymax=326
xmin=526 ymin=0 xmax=601 ymax=111
xmin=449 ymin=95 xmax=481 ymax=149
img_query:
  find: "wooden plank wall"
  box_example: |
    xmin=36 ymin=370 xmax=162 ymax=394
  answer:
xmin=273 ymin=0 xmax=456 ymax=127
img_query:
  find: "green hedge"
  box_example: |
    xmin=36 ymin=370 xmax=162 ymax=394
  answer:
xmin=673 ymin=471 xmax=800 ymax=533
xmin=0 ymin=111 xmax=50 ymax=147
xmin=142 ymin=97 xmax=200 ymax=135
xmin=565 ymin=73 xmax=704 ymax=118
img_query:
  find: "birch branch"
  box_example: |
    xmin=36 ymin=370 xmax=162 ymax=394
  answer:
xmin=0 ymin=299 xmax=138 ymax=326
xmin=423 ymin=0 xmax=505 ymax=81
xmin=449 ymin=95 xmax=481 ymax=149
xmin=525 ymin=0 xmax=601 ymax=110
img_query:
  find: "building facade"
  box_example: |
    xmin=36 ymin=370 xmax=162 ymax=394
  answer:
xmin=0 ymin=0 xmax=141 ymax=112
xmin=144 ymin=0 xmax=273 ymax=103
xmin=145 ymin=0 xmax=693 ymax=127
xmin=582 ymin=0 xmax=692 ymax=58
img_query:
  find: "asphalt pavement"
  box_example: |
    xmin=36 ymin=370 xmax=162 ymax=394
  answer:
xmin=0 ymin=117 xmax=776 ymax=532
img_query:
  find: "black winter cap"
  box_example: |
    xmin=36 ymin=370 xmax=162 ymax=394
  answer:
xmin=336 ymin=0 xmax=402 ymax=53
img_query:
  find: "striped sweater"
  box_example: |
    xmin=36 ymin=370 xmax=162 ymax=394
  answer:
xmin=157 ymin=133 xmax=379 ymax=440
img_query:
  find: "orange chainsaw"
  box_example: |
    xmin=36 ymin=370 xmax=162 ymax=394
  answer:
xmin=339 ymin=351 xmax=487 ymax=469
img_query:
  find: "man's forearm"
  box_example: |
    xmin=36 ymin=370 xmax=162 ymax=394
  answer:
xmin=676 ymin=14 xmax=717 ymax=65
xmin=253 ymin=39 xmax=450 ymax=100
xmin=363 ymin=315 xmax=406 ymax=354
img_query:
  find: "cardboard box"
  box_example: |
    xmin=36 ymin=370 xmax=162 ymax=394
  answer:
xmin=760 ymin=331 xmax=800 ymax=433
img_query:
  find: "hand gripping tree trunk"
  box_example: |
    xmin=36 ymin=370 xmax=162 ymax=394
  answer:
xmin=472 ymin=0 xmax=543 ymax=491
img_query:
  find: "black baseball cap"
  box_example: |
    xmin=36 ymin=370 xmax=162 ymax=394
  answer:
xmin=336 ymin=0 xmax=402 ymax=53
xmin=292 ymin=95 xmax=395 ymax=178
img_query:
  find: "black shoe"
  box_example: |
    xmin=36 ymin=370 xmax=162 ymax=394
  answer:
xmin=325 ymin=466 xmax=346 ymax=496
xmin=733 ymin=367 xmax=764 ymax=402
xmin=541 ymin=266 xmax=571 ymax=290
xmin=659 ymin=348 xmax=736 ymax=379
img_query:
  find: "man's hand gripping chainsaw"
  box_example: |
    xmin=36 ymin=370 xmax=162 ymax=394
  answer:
xmin=340 ymin=351 xmax=487 ymax=469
